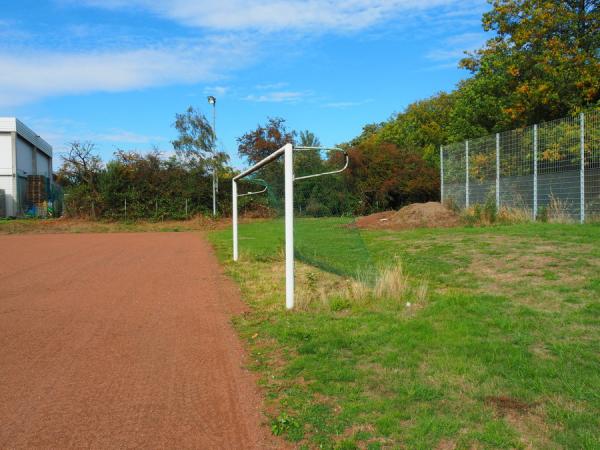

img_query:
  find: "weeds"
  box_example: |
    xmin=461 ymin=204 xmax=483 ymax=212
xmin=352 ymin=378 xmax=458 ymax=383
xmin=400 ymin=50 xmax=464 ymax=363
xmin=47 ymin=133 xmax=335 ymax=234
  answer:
xmin=373 ymin=262 xmax=409 ymax=300
xmin=548 ymin=194 xmax=574 ymax=223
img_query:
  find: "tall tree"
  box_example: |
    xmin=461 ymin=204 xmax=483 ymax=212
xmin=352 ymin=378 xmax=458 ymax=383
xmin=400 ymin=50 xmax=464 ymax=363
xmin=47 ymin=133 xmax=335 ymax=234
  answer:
xmin=299 ymin=130 xmax=321 ymax=147
xmin=237 ymin=117 xmax=296 ymax=164
xmin=459 ymin=0 xmax=600 ymax=127
xmin=58 ymin=141 xmax=103 ymax=194
xmin=172 ymin=106 xmax=219 ymax=168
xmin=346 ymin=140 xmax=439 ymax=213
xmin=377 ymin=92 xmax=457 ymax=165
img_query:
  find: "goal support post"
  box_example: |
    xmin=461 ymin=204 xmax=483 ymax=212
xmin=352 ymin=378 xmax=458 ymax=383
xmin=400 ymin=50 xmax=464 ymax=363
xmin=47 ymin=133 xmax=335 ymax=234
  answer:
xmin=232 ymin=143 xmax=348 ymax=310
xmin=232 ymin=143 xmax=295 ymax=309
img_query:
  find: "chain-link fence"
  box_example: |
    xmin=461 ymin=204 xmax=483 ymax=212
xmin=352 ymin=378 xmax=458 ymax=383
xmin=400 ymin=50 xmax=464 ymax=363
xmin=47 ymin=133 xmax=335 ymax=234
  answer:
xmin=63 ymin=196 xmax=214 ymax=221
xmin=441 ymin=110 xmax=600 ymax=222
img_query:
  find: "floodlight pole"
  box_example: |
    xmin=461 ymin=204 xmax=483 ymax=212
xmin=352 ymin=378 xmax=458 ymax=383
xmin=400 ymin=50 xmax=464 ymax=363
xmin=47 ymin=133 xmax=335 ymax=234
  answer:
xmin=208 ymin=96 xmax=217 ymax=216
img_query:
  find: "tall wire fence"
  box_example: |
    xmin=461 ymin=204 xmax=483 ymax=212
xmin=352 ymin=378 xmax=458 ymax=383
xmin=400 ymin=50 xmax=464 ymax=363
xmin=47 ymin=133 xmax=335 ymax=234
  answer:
xmin=441 ymin=109 xmax=600 ymax=223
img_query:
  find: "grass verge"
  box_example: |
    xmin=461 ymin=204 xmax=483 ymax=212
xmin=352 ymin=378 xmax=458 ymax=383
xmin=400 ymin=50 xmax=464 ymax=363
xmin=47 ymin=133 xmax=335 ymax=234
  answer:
xmin=209 ymin=219 xmax=599 ymax=449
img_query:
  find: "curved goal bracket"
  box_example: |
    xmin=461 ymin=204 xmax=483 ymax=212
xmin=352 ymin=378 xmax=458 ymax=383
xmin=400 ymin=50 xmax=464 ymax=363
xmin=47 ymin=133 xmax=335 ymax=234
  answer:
xmin=237 ymin=178 xmax=268 ymax=197
xmin=293 ymin=146 xmax=349 ymax=181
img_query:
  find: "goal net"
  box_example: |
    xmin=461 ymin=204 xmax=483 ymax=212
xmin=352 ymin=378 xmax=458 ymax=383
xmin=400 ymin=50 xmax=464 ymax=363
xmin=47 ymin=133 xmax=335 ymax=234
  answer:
xmin=232 ymin=144 xmax=373 ymax=309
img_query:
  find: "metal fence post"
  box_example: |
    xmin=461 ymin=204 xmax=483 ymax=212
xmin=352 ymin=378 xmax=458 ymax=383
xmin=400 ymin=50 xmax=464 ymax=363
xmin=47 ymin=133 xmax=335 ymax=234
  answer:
xmin=533 ymin=124 xmax=538 ymax=220
xmin=440 ymin=146 xmax=444 ymax=203
xmin=185 ymin=199 xmax=188 ymax=219
xmin=125 ymin=198 xmax=127 ymax=220
xmin=580 ymin=112 xmax=585 ymax=224
xmin=465 ymin=140 xmax=470 ymax=209
xmin=496 ymin=133 xmax=500 ymax=210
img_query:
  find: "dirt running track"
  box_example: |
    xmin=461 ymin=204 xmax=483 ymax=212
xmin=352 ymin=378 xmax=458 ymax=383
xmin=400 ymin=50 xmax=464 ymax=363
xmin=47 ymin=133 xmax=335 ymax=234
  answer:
xmin=0 ymin=233 xmax=278 ymax=448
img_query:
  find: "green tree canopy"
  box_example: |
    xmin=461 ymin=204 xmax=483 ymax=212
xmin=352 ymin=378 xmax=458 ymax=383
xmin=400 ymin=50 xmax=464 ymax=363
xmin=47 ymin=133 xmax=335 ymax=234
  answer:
xmin=460 ymin=0 xmax=600 ymax=127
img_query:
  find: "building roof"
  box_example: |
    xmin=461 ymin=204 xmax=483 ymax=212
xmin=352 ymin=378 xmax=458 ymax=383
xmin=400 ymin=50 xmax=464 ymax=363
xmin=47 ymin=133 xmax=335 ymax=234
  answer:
xmin=0 ymin=117 xmax=53 ymax=157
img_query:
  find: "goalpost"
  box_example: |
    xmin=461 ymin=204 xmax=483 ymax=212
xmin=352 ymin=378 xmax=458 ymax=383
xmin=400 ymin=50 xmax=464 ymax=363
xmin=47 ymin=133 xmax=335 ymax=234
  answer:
xmin=232 ymin=143 xmax=348 ymax=310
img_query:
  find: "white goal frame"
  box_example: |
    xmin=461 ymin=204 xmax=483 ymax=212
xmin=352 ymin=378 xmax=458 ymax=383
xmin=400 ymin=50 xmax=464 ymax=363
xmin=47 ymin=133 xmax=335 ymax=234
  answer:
xmin=232 ymin=143 xmax=348 ymax=310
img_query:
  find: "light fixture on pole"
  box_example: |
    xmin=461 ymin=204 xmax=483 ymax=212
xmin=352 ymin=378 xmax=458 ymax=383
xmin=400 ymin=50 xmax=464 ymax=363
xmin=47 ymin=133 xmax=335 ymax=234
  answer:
xmin=207 ymin=95 xmax=217 ymax=216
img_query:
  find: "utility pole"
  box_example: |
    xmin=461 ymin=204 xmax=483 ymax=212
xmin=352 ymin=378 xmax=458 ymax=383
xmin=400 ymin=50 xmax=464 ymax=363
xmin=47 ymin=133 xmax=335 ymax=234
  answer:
xmin=207 ymin=95 xmax=217 ymax=216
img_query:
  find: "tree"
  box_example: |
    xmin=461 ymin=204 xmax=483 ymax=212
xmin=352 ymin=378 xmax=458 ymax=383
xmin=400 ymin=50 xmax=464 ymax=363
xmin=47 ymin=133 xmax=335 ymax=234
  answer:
xmin=346 ymin=139 xmax=439 ymax=213
xmin=237 ymin=117 xmax=296 ymax=164
xmin=172 ymin=106 xmax=223 ymax=168
xmin=299 ymin=130 xmax=321 ymax=147
xmin=57 ymin=141 xmax=103 ymax=193
xmin=459 ymin=0 xmax=600 ymax=127
xmin=377 ymin=92 xmax=457 ymax=166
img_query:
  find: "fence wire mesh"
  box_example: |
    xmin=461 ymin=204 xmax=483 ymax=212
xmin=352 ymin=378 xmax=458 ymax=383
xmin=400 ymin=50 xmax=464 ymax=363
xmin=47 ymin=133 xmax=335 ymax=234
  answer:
xmin=441 ymin=109 xmax=600 ymax=223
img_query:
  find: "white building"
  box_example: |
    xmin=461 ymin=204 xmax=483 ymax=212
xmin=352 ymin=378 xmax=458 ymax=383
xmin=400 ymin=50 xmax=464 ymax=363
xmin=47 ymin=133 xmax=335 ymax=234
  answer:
xmin=0 ymin=118 xmax=53 ymax=217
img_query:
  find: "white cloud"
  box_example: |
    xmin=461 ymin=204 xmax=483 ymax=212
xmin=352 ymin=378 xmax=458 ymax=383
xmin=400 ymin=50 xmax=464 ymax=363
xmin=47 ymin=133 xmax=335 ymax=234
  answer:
xmin=426 ymin=32 xmax=486 ymax=62
xmin=19 ymin=117 xmax=166 ymax=160
xmin=322 ymin=99 xmax=373 ymax=109
xmin=91 ymin=130 xmax=164 ymax=144
xmin=255 ymin=82 xmax=289 ymax=90
xmin=75 ymin=0 xmax=481 ymax=32
xmin=244 ymin=91 xmax=307 ymax=103
xmin=203 ymin=85 xmax=229 ymax=96
xmin=0 ymin=36 xmax=254 ymax=107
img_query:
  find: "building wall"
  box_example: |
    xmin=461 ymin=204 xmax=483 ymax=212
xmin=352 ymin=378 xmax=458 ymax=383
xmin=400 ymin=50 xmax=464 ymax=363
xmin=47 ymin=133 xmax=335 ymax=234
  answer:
xmin=0 ymin=133 xmax=12 ymax=173
xmin=36 ymin=151 xmax=51 ymax=178
xmin=0 ymin=132 xmax=14 ymax=216
xmin=0 ymin=119 xmax=53 ymax=217
xmin=16 ymin=136 xmax=34 ymax=177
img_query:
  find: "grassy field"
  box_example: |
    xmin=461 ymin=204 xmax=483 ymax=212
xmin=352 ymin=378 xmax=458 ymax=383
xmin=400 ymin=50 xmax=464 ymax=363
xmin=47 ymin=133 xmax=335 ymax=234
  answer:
xmin=209 ymin=219 xmax=600 ymax=449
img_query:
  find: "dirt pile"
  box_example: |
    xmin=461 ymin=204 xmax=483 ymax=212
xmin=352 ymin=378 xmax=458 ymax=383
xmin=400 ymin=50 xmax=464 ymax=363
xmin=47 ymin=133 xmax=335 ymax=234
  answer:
xmin=355 ymin=202 xmax=461 ymax=230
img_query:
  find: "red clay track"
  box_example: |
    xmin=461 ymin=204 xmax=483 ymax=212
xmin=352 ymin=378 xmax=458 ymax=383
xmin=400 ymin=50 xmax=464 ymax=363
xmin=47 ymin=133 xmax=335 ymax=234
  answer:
xmin=0 ymin=233 xmax=277 ymax=448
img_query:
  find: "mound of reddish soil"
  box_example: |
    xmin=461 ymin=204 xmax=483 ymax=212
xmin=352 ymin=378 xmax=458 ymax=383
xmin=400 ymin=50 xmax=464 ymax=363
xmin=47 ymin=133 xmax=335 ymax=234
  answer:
xmin=355 ymin=202 xmax=461 ymax=230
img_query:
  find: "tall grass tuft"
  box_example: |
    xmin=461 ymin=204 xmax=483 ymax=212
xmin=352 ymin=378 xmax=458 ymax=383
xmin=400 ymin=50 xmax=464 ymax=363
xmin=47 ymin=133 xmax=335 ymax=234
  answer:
xmin=548 ymin=194 xmax=573 ymax=223
xmin=374 ymin=262 xmax=410 ymax=300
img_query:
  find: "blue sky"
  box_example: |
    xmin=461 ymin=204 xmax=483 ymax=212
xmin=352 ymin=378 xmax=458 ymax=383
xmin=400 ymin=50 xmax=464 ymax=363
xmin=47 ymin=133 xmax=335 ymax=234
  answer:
xmin=0 ymin=0 xmax=490 ymax=169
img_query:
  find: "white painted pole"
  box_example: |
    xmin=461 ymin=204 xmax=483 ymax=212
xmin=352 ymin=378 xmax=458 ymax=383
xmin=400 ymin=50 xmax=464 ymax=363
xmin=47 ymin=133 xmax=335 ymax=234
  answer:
xmin=465 ymin=140 xmax=469 ymax=209
xmin=580 ymin=112 xmax=585 ymax=224
xmin=284 ymin=143 xmax=294 ymax=310
xmin=533 ymin=124 xmax=538 ymax=220
xmin=496 ymin=133 xmax=500 ymax=210
xmin=232 ymin=179 xmax=238 ymax=261
xmin=440 ymin=146 xmax=444 ymax=202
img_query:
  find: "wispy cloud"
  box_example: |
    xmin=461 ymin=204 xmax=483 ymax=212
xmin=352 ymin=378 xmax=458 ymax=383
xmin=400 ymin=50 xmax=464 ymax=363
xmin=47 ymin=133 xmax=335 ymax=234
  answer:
xmin=0 ymin=35 xmax=255 ymax=107
xmin=2 ymin=0 xmax=485 ymax=107
xmin=244 ymin=91 xmax=308 ymax=103
xmin=21 ymin=117 xmax=165 ymax=152
xmin=91 ymin=130 xmax=165 ymax=144
xmin=255 ymin=82 xmax=289 ymax=90
xmin=322 ymin=99 xmax=374 ymax=109
xmin=425 ymin=32 xmax=486 ymax=63
xmin=203 ymin=85 xmax=229 ymax=96
xmin=75 ymin=0 xmax=482 ymax=33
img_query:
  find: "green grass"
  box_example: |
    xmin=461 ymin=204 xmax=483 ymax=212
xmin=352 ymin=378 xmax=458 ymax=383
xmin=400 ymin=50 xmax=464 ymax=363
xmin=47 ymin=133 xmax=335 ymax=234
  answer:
xmin=210 ymin=219 xmax=600 ymax=449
